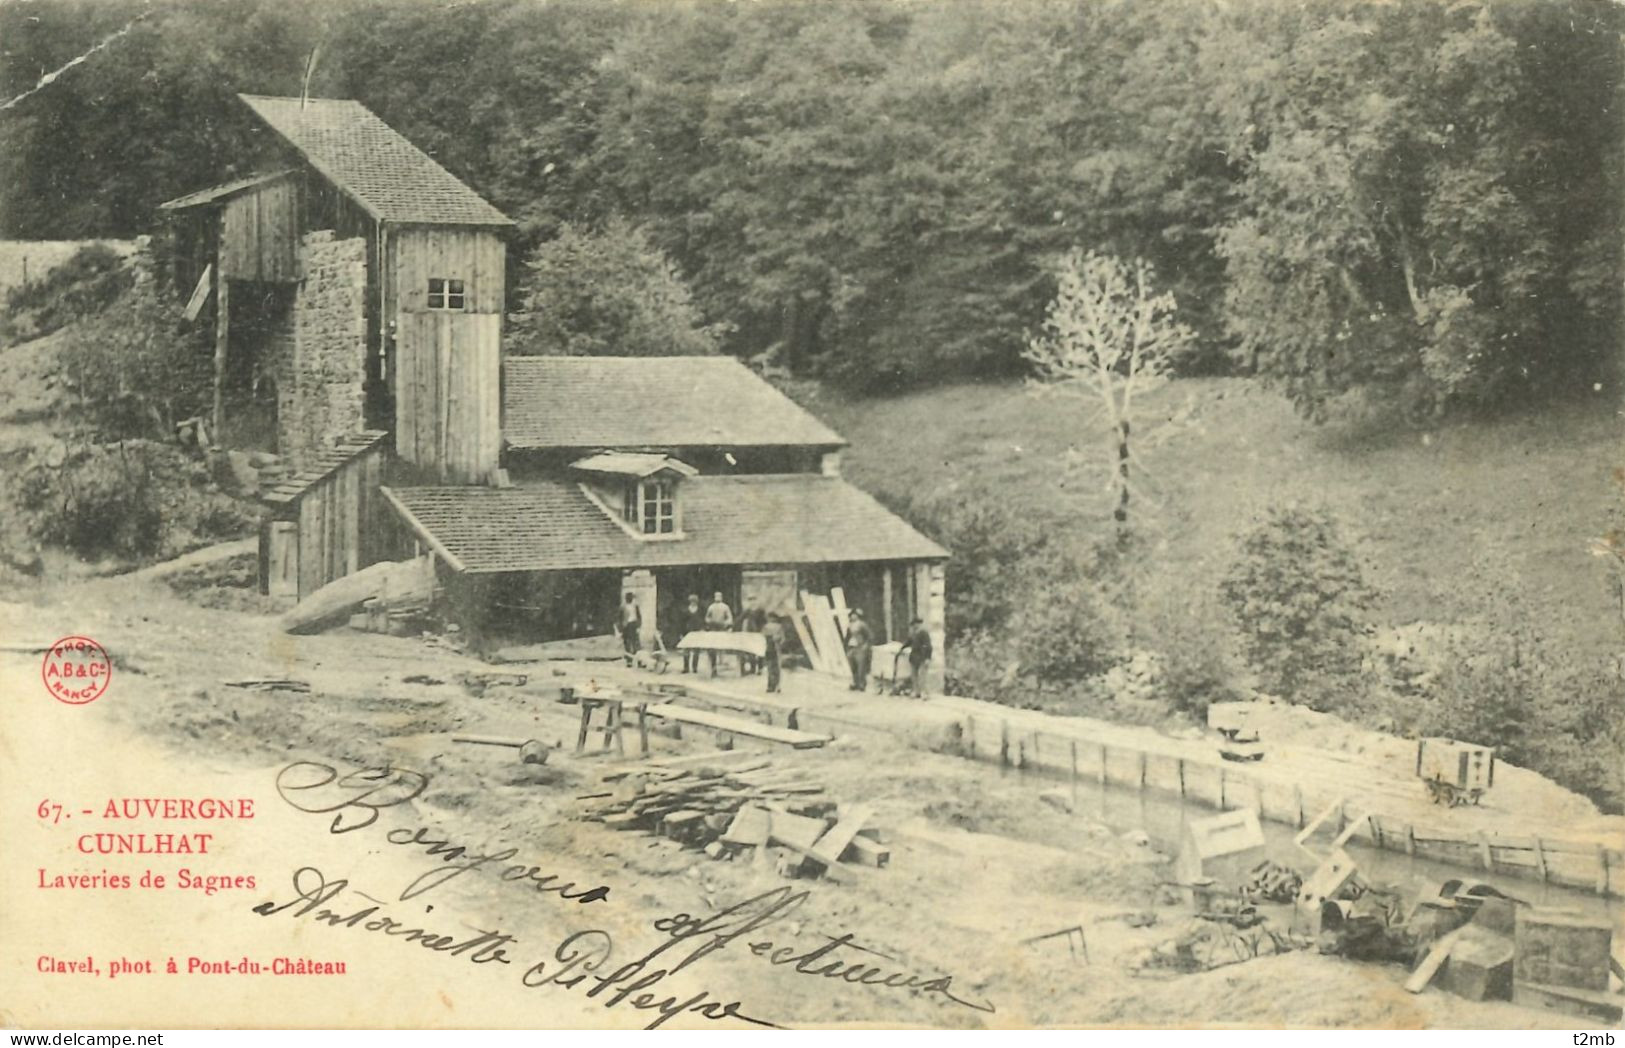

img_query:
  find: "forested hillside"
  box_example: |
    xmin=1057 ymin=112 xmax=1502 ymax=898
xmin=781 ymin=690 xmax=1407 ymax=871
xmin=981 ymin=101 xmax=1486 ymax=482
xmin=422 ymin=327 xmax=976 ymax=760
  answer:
xmin=3 ymin=0 xmax=1619 ymax=413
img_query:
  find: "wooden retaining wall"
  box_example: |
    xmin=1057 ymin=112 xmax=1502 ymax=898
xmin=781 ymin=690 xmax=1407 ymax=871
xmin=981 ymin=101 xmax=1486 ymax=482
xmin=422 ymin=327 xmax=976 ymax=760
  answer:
xmin=958 ymin=712 xmax=1622 ymax=898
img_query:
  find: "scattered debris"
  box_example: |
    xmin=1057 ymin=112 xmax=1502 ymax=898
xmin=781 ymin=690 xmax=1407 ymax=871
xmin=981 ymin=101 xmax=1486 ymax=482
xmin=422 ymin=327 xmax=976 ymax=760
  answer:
xmin=458 ymin=670 xmax=529 ymax=695
xmin=452 ymin=734 xmax=551 ymax=765
xmin=1039 ymin=788 xmax=1075 ymax=814
xmin=581 ymin=760 xmax=882 ymax=879
xmin=222 ymin=677 xmax=311 ymax=693
xmin=402 ymin=673 xmax=443 ymax=686
xmin=1022 ymin=924 xmax=1088 ymax=963
xmin=1244 ymin=860 xmax=1303 ymax=904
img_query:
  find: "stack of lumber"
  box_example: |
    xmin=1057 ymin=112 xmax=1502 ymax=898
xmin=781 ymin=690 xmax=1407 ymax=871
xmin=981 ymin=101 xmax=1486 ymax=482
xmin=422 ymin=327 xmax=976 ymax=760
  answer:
xmin=581 ymin=751 xmax=887 ymax=878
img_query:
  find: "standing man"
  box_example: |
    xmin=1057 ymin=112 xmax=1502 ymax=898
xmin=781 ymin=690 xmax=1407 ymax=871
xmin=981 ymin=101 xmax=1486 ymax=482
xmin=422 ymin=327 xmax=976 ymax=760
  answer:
xmin=679 ymin=593 xmax=706 ymax=674
xmin=896 ymin=617 xmax=934 ymax=698
xmin=739 ymin=603 xmax=767 ymax=675
xmin=704 ymin=590 xmax=734 ymax=677
xmin=845 ymin=608 xmax=873 ymax=692
xmin=618 ymin=592 xmax=642 ymax=667
xmin=762 ymin=613 xmax=785 ymax=694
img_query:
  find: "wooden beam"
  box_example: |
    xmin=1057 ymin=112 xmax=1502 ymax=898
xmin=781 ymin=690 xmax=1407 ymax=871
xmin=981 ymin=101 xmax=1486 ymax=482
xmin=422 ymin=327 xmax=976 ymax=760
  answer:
xmin=212 ymin=272 xmax=229 ymax=440
xmin=809 ymin=803 xmax=875 ymax=871
xmin=184 ymin=262 xmax=213 ymax=322
xmin=881 ymin=567 xmax=894 ymax=643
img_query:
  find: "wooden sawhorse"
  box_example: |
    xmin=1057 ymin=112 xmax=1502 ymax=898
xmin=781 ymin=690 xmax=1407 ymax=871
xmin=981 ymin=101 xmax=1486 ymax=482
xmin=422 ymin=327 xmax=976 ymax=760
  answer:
xmin=575 ymin=695 xmax=650 ymax=757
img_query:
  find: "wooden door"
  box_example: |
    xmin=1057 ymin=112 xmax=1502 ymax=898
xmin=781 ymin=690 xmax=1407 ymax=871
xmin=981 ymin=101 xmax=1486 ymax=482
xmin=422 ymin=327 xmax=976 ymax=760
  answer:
xmin=267 ymin=521 xmax=298 ymax=599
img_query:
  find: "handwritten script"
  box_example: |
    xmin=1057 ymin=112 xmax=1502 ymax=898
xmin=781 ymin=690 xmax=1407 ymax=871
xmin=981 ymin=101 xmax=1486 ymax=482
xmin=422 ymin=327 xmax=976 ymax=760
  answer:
xmin=260 ymin=760 xmax=993 ymax=1028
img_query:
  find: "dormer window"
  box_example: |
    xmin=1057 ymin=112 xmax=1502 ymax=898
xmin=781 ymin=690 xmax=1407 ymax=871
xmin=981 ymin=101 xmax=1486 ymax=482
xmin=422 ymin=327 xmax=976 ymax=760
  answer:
xmin=626 ymin=479 xmax=677 ymax=534
xmin=428 ymin=278 xmax=465 ymax=310
xmin=572 ymin=452 xmax=696 ymax=540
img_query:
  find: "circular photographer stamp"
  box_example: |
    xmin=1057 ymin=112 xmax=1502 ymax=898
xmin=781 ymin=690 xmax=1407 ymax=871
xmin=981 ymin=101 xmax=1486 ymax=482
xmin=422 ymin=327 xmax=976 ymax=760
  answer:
xmin=41 ymin=636 xmax=112 ymax=705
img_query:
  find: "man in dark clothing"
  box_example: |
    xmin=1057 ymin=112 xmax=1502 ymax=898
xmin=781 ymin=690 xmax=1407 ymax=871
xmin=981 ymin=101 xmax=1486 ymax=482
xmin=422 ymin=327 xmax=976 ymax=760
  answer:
xmin=679 ymin=594 xmax=705 ymax=673
xmin=897 ymin=617 xmax=934 ymax=698
xmin=618 ymin=593 xmax=642 ymax=666
xmin=739 ymin=604 xmax=767 ymax=674
xmin=845 ymin=608 xmax=873 ymax=692
xmin=762 ymin=614 xmax=785 ymax=694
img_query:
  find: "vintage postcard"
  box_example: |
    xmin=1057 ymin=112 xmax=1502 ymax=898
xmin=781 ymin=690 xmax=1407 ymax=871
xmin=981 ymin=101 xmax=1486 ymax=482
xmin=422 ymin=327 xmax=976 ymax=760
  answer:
xmin=1 ymin=0 xmax=1621 ymax=1033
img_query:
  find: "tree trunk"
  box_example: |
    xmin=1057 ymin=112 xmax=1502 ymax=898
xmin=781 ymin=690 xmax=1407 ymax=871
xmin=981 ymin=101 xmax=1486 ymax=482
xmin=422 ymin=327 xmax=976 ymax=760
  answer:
xmin=1115 ymin=419 xmax=1131 ymax=537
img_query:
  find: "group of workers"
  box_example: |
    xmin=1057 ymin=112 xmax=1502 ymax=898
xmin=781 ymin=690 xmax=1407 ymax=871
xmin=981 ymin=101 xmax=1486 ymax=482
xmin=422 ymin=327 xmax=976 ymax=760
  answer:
xmin=616 ymin=590 xmax=933 ymax=697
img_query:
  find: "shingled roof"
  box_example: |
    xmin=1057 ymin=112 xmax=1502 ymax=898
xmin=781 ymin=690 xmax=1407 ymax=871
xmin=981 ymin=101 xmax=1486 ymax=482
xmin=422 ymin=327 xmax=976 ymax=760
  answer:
xmin=259 ymin=431 xmax=390 ymax=506
xmin=238 ymin=95 xmax=512 ymax=227
xmin=382 ymin=475 xmax=945 ymax=573
xmin=158 ymin=169 xmax=295 ymax=211
xmin=503 ymin=357 xmax=845 ymax=450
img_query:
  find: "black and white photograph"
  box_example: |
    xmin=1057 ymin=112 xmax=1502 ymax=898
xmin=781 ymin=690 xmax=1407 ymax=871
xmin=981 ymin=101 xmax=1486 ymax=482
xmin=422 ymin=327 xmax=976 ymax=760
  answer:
xmin=0 ymin=0 xmax=1620 ymax=1034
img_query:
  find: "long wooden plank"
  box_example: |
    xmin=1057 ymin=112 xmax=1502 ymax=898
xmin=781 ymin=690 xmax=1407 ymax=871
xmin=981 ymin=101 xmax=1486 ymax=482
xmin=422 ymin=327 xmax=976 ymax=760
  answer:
xmin=644 ymin=703 xmax=830 ymax=748
xmin=809 ymin=803 xmax=875 ymax=869
xmin=789 ymin=611 xmax=825 ymax=673
xmin=1405 ymin=927 xmax=1467 ymax=993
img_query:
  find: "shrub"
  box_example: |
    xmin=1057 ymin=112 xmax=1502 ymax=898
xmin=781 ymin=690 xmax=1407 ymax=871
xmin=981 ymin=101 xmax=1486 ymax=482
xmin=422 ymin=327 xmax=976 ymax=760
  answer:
xmin=12 ymin=445 xmax=162 ymax=559
xmin=894 ymin=490 xmax=1124 ymax=698
xmin=2 ymin=440 xmax=256 ymax=566
xmin=56 ymin=250 xmax=211 ymax=440
xmin=1219 ymin=504 xmax=1375 ymax=711
xmin=2 ymin=244 xmax=132 ymax=342
xmin=1143 ymin=588 xmax=1240 ymax=719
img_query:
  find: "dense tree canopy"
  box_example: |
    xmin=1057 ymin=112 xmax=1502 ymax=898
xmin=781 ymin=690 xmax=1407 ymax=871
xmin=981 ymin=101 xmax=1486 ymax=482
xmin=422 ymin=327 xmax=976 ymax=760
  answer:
xmin=2 ymin=0 xmax=1617 ymax=413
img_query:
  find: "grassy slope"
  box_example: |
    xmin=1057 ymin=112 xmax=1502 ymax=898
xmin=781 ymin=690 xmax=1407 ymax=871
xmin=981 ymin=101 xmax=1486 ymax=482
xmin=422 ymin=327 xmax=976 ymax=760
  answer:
xmin=804 ymin=377 xmax=1622 ymax=662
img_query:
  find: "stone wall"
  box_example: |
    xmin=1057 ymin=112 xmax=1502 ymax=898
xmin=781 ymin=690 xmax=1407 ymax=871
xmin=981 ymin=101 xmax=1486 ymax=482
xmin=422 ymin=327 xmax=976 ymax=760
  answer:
xmin=269 ymin=231 xmax=367 ymax=469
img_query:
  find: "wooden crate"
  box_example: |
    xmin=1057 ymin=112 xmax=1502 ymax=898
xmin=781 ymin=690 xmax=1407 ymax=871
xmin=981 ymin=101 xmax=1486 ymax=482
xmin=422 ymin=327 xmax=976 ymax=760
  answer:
xmin=1513 ymin=908 xmax=1613 ymax=992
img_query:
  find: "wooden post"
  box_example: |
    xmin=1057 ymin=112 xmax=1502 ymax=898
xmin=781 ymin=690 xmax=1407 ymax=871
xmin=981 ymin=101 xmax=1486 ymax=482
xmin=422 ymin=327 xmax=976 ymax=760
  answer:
xmin=1070 ymin=740 xmax=1079 ymax=784
xmin=213 ymin=273 xmax=229 ymax=440
xmin=881 ymin=567 xmax=894 ymax=643
xmin=1293 ymin=785 xmax=1304 ymax=828
xmin=1405 ymin=823 xmax=1416 ymax=857
xmin=1177 ymin=758 xmax=1186 ymax=799
xmin=1033 ymin=732 xmax=1041 ymax=770
xmin=1099 ymin=744 xmax=1108 ymax=785
xmin=1477 ymin=832 xmax=1493 ymax=872
xmin=1138 ymin=751 xmax=1147 ymax=792
xmin=1598 ymin=844 xmax=1610 ymax=896
xmin=999 ymin=719 xmax=1010 ymax=768
xmin=1219 ymin=768 xmax=1227 ymax=809
xmin=1533 ymin=837 xmax=1548 ymax=883
xmin=967 ymin=717 xmax=976 ymax=760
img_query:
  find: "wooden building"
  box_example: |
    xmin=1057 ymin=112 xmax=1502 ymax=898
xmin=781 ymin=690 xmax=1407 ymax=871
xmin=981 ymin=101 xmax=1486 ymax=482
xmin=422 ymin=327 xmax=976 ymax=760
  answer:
xmin=259 ymin=431 xmax=392 ymax=601
xmin=157 ymin=97 xmax=950 ymax=684
xmin=160 ymin=94 xmax=514 ymax=484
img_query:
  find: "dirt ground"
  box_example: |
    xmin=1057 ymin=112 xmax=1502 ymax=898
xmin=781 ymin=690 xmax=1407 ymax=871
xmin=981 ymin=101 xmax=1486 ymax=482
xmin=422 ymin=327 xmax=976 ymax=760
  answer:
xmin=2 ymin=564 xmax=1617 ymax=1030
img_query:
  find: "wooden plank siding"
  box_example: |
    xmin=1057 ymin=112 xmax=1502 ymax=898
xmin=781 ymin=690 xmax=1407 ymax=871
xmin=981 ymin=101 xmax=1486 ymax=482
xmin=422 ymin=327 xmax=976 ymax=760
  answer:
xmin=389 ymin=228 xmax=506 ymax=315
xmin=395 ymin=312 xmax=501 ymax=483
xmin=287 ymin=441 xmax=390 ymax=600
xmin=219 ymin=178 xmax=299 ymax=282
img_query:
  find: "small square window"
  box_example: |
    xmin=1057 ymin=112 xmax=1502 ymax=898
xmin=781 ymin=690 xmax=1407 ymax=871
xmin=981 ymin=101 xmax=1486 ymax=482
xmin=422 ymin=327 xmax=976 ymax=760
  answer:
xmin=427 ymin=277 xmax=466 ymax=311
xmin=628 ymin=479 xmax=676 ymax=535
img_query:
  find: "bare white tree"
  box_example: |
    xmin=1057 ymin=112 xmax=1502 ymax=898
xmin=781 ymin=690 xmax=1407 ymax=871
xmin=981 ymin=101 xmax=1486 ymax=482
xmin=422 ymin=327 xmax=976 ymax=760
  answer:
xmin=1023 ymin=249 xmax=1194 ymax=538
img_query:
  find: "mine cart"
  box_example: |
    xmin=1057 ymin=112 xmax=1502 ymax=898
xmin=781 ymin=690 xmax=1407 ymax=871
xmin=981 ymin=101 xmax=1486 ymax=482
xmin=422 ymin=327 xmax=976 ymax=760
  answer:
xmin=1416 ymin=737 xmax=1495 ymax=806
xmin=1208 ymin=703 xmax=1264 ymax=762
